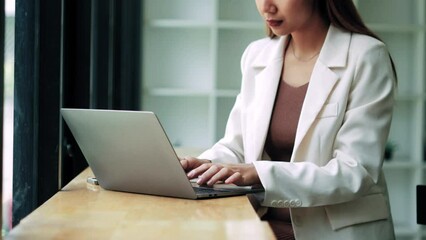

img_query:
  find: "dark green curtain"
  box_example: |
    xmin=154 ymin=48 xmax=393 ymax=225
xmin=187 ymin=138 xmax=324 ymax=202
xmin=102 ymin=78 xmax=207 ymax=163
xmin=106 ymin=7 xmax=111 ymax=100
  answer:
xmin=13 ymin=0 xmax=141 ymax=227
xmin=0 ymin=0 xmax=5 ymax=232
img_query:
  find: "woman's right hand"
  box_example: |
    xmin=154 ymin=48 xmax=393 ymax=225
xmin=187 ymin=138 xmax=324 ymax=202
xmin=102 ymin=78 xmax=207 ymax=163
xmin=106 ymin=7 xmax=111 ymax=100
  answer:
xmin=180 ymin=157 xmax=260 ymax=186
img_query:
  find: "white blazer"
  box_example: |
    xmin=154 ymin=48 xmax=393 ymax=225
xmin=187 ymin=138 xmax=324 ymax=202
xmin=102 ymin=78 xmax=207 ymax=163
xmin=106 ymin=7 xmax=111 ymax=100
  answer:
xmin=199 ymin=25 xmax=396 ymax=240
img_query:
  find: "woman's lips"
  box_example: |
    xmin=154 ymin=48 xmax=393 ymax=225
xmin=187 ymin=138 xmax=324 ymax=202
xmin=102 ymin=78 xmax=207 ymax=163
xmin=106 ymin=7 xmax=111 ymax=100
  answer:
xmin=266 ymin=19 xmax=283 ymax=27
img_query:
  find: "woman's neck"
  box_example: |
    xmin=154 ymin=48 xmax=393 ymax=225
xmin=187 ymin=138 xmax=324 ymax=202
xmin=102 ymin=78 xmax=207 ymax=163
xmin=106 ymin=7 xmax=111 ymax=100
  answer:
xmin=290 ymin=17 xmax=329 ymax=59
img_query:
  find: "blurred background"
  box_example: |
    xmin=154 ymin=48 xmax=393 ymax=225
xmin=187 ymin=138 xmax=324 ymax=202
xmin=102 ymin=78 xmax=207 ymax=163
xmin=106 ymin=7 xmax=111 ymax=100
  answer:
xmin=2 ymin=1 xmax=426 ymax=239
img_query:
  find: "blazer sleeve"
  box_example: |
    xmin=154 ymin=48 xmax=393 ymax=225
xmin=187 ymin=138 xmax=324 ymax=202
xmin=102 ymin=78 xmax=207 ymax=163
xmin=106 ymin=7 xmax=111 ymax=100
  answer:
xmin=253 ymin=42 xmax=396 ymax=207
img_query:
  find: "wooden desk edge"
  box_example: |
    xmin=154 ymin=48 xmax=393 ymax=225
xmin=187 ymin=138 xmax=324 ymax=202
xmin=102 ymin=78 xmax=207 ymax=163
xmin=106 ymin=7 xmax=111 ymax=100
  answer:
xmin=7 ymin=167 xmax=275 ymax=239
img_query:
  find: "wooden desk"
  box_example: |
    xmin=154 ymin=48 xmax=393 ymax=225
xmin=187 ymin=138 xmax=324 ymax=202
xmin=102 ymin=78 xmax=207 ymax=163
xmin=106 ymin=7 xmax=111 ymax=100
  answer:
xmin=6 ymin=168 xmax=274 ymax=239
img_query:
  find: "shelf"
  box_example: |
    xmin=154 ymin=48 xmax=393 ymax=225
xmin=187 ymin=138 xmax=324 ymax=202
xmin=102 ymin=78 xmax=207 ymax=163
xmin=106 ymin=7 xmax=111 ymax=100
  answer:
xmin=217 ymin=21 xmax=263 ymax=30
xmin=144 ymin=0 xmax=215 ymax=22
xmin=144 ymin=88 xmax=211 ymax=97
xmin=368 ymin=24 xmax=426 ymax=33
xmin=145 ymin=19 xmax=212 ymax=29
xmin=215 ymin=89 xmax=239 ymax=97
xmin=143 ymin=88 xmax=240 ymax=98
xmin=383 ymin=161 xmax=426 ymax=170
xmin=145 ymin=19 xmax=265 ymax=31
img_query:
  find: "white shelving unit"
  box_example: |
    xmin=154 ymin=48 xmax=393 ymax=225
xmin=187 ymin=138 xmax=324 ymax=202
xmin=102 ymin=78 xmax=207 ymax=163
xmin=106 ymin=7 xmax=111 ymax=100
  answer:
xmin=142 ymin=1 xmax=426 ymax=239
xmin=142 ymin=0 xmax=264 ymax=148
xmin=355 ymin=1 xmax=426 ymax=239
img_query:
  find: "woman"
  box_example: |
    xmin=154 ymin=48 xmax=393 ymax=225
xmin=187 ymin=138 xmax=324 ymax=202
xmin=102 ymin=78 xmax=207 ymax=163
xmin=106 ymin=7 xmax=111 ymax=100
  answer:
xmin=181 ymin=0 xmax=396 ymax=239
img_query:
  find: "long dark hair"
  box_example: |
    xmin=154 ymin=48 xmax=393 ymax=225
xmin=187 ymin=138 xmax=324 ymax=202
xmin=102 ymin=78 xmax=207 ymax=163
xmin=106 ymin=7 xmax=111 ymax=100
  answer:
xmin=267 ymin=0 xmax=397 ymax=79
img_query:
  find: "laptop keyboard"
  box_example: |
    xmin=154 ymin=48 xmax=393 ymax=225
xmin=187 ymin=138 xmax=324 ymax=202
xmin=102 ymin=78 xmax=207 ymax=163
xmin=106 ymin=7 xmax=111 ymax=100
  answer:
xmin=194 ymin=187 xmax=231 ymax=194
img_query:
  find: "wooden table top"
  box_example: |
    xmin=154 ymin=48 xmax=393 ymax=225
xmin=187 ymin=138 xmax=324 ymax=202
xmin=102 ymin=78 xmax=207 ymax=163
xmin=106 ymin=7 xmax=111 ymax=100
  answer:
xmin=6 ymin=168 xmax=274 ymax=240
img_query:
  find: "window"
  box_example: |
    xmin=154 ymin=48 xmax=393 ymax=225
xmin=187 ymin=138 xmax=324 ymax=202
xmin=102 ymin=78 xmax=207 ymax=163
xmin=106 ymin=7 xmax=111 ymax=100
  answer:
xmin=6 ymin=0 xmax=141 ymax=232
xmin=2 ymin=0 xmax=14 ymax=235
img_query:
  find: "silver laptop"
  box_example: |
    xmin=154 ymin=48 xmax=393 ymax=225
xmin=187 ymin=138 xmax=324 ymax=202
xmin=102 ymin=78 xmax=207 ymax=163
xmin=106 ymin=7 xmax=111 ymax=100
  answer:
xmin=61 ymin=108 xmax=263 ymax=199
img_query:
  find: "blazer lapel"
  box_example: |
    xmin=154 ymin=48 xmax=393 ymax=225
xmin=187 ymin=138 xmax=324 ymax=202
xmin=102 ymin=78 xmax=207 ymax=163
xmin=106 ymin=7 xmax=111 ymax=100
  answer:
xmin=246 ymin=36 xmax=288 ymax=162
xmin=291 ymin=25 xmax=351 ymax=161
xmin=291 ymin=63 xmax=338 ymax=160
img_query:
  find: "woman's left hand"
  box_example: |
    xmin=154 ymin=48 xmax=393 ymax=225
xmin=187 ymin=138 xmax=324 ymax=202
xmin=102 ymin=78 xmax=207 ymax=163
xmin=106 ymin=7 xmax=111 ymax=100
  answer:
xmin=187 ymin=161 xmax=261 ymax=186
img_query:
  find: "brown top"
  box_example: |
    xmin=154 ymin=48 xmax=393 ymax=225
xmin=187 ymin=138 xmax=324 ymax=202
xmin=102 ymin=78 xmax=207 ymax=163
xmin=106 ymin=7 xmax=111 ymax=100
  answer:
xmin=265 ymin=80 xmax=309 ymax=162
xmin=262 ymin=80 xmax=308 ymax=226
